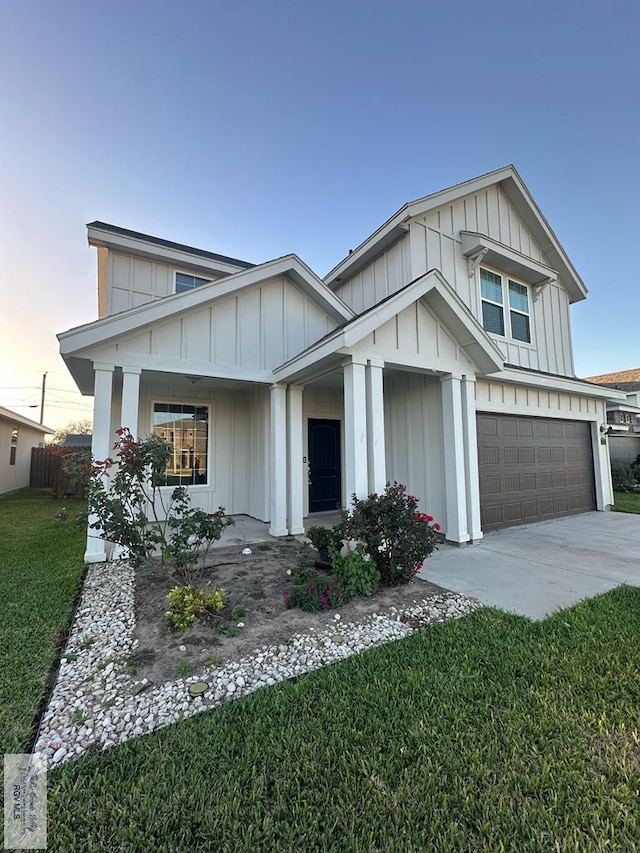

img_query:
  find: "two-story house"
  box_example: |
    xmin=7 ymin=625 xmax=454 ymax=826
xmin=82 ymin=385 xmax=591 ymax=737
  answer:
xmin=58 ymin=166 xmax=620 ymax=562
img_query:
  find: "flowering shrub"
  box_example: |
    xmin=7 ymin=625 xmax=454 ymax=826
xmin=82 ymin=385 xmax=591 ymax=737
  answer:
xmin=88 ymin=427 xmax=234 ymax=576
xmin=346 ymin=482 xmax=441 ymax=586
xmin=165 ymin=583 xmax=227 ymax=630
xmin=283 ymin=572 xmax=349 ymax=612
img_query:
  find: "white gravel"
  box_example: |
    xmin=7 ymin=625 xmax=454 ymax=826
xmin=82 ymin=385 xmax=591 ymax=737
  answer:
xmin=34 ymin=560 xmax=480 ymax=766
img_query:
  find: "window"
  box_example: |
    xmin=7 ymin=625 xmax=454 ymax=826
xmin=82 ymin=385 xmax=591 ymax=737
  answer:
xmin=175 ymin=272 xmax=211 ymax=294
xmin=480 ymin=268 xmax=531 ymax=343
xmin=9 ymin=428 xmax=18 ymax=466
xmin=153 ymin=403 xmax=209 ymax=486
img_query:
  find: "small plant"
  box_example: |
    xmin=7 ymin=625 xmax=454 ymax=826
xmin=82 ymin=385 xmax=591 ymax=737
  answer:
xmin=306 ymin=523 xmax=346 ymax=557
xmin=78 ymin=634 xmax=95 ymax=649
xmin=283 ymin=573 xmax=349 ymax=612
xmin=206 ymin=654 xmax=223 ymax=667
xmin=290 ymin=563 xmax=318 ymax=585
xmin=611 ymin=460 xmax=636 ymax=491
xmin=72 ymin=708 xmax=88 ymax=726
xmin=176 ymin=659 xmax=190 ymax=677
xmin=217 ymin=624 xmax=241 ymax=638
xmin=165 ymin=583 xmax=227 ymax=631
xmin=231 ymin=605 xmax=246 ymax=620
xmin=54 ymin=507 xmax=68 ymax=521
xmin=329 ymin=542 xmax=380 ymax=598
xmin=346 ymin=482 xmax=441 ymax=586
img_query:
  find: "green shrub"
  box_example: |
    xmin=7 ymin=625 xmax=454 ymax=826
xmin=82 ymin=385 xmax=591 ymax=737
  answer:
xmin=329 ymin=542 xmax=380 ymax=597
xmin=165 ymin=583 xmax=227 ymax=630
xmin=611 ymin=460 xmax=636 ymax=491
xmin=345 ymin=482 xmax=441 ymax=585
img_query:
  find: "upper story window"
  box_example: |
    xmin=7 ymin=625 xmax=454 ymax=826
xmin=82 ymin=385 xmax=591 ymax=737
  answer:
xmin=175 ymin=272 xmax=211 ymax=294
xmin=480 ymin=268 xmax=531 ymax=344
xmin=9 ymin=428 xmax=18 ymax=465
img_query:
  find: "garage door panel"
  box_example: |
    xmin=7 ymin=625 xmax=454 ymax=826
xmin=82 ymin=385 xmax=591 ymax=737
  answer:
xmin=478 ymin=414 xmax=596 ymax=531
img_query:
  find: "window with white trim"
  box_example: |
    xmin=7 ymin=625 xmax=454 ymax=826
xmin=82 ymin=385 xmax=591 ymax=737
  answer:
xmin=175 ymin=272 xmax=211 ymax=294
xmin=480 ymin=268 xmax=531 ymax=343
xmin=152 ymin=403 xmax=209 ymax=486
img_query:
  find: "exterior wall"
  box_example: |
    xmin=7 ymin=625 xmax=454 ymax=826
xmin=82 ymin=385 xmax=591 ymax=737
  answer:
xmin=105 ymin=250 xmax=227 ymax=316
xmin=0 ymin=420 xmax=47 ymax=494
xmin=383 ymin=373 xmax=446 ymax=530
xmin=609 ymin=434 xmax=640 ymax=465
xmin=334 ymin=185 xmax=575 ymax=377
xmin=91 ymin=276 xmax=338 ymax=375
xmin=475 ymin=378 xmax=613 ymax=509
xmin=136 ymin=382 xmax=269 ymax=521
xmin=333 ymin=236 xmax=410 ymax=315
xmin=350 ymin=300 xmax=473 ymax=374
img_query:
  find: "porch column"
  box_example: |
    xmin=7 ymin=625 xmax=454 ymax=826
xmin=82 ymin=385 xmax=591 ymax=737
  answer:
xmin=461 ymin=375 xmax=483 ymax=543
xmin=269 ymin=384 xmax=288 ymax=537
xmin=440 ymin=373 xmax=470 ymax=544
xmin=85 ymin=362 xmax=114 ymax=563
xmin=366 ymin=357 xmax=386 ymax=494
xmin=343 ymin=356 xmax=368 ymax=501
xmin=120 ymin=366 xmax=142 ymax=437
xmin=287 ymin=384 xmax=305 ymax=535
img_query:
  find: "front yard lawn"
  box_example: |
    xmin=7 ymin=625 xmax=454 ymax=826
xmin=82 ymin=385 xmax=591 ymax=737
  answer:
xmin=613 ymin=491 xmax=640 ymax=514
xmin=48 ymin=587 xmax=640 ymax=852
xmin=0 ymin=489 xmax=86 ymax=754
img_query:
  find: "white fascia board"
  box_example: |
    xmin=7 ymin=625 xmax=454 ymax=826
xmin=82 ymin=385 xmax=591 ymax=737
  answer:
xmin=0 ymin=406 xmax=54 ymax=433
xmin=324 ymin=166 xmax=516 ymax=287
xmin=495 ymin=368 xmax=628 ymax=400
xmin=87 ymin=224 xmax=247 ymax=278
xmin=59 ymin=255 xmax=352 ymax=356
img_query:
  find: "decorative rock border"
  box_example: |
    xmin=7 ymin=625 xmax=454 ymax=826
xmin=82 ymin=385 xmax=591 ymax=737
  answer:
xmin=34 ymin=561 xmax=480 ymax=766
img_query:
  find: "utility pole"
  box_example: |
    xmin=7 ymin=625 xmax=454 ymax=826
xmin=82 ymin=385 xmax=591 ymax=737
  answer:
xmin=40 ymin=372 xmax=47 ymax=424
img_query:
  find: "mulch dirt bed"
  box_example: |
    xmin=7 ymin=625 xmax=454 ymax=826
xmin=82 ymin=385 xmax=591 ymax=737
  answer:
xmin=132 ymin=539 xmax=447 ymax=686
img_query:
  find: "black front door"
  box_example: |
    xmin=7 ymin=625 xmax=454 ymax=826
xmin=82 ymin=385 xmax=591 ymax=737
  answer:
xmin=308 ymin=419 xmax=341 ymax=512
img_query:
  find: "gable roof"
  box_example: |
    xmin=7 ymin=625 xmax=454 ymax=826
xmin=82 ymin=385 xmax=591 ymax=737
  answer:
xmin=274 ymin=269 xmax=504 ymax=382
xmin=59 ymin=254 xmax=355 ymax=356
xmin=87 ymin=221 xmax=255 ymax=278
xmin=324 ymin=165 xmax=587 ymax=303
xmin=0 ymin=406 xmax=53 ymax=433
xmin=585 ymin=367 xmax=640 ymax=387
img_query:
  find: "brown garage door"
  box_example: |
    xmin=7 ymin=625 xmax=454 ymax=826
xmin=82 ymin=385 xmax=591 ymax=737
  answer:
xmin=477 ymin=414 xmax=596 ymax=531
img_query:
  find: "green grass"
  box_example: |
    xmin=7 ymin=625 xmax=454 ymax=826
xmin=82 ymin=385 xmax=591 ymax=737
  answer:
xmin=48 ymin=587 xmax=640 ymax=852
xmin=612 ymin=490 xmax=640 ymax=514
xmin=0 ymin=489 xmax=87 ymax=754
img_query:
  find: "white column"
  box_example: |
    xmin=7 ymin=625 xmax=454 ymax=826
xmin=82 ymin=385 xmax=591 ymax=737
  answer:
xmin=287 ymin=384 xmax=305 ymax=535
xmin=344 ymin=356 xmax=368 ymax=501
xmin=120 ymin=366 xmax=142 ymax=437
xmin=461 ymin=375 xmax=483 ymax=543
xmin=366 ymin=358 xmax=386 ymax=494
xmin=85 ymin=363 xmax=114 ymax=563
xmin=441 ymin=374 xmax=470 ymax=544
xmin=269 ymin=384 xmax=288 ymax=537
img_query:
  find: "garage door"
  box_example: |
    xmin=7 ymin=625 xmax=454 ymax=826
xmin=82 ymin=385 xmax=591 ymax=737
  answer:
xmin=477 ymin=414 xmax=596 ymax=531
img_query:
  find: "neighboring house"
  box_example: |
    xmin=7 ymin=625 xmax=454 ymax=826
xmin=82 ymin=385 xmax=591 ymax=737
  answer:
xmin=0 ymin=406 xmax=53 ymax=494
xmin=59 ymin=165 xmax=623 ymax=563
xmin=584 ymin=369 xmax=640 ymax=433
xmin=61 ymin=433 xmax=93 ymax=447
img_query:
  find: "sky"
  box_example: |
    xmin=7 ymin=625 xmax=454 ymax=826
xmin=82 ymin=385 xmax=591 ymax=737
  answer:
xmin=1 ymin=0 xmax=639 ymax=430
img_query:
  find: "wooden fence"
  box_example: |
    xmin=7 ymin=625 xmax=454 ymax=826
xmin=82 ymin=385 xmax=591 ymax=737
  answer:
xmin=30 ymin=446 xmax=91 ymax=498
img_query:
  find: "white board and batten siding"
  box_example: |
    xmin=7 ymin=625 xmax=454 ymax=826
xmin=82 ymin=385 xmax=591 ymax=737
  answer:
xmin=334 ymin=185 xmax=575 ymax=377
xmin=350 ymin=300 xmax=473 ymax=375
xmin=105 ymin=251 xmax=229 ymax=316
xmin=383 ymin=374 xmax=446 ymax=528
xmin=91 ymin=276 xmax=338 ymax=376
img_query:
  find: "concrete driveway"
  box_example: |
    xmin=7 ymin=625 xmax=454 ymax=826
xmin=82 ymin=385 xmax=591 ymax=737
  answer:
xmin=418 ymin=511 xmax=640 ymax=620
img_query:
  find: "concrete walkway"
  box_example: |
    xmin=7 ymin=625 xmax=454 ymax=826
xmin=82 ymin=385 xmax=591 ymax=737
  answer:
xmin=418 ymin=511 xmax=640 ymax=620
